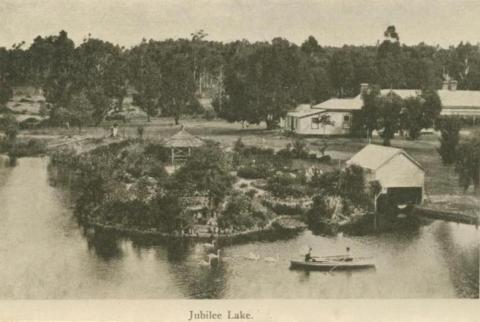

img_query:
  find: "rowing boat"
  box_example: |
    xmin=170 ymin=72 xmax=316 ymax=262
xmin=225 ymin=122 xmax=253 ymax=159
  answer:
xmin=290 ymin=257 xmax=375 ymax=271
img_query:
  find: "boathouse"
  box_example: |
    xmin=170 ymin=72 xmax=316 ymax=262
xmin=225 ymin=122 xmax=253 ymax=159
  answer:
xmin=346 ymin=144 xmax=425 ymax=207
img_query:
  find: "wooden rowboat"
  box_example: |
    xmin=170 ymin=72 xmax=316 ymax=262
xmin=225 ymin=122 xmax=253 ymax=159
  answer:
xmin=290 ymin=257 xmax=375 ymax=271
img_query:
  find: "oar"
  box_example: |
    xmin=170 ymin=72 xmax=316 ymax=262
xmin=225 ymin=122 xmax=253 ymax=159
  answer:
xmin=328 ymin=256 xmax=348 ymax=273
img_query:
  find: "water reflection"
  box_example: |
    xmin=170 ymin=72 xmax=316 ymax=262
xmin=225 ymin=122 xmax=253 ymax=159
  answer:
xmin=86 ymin=231 xmax=124 ymax=261
xmin=434 ymin=222 xmax=479 ymax=298
xmin=170 ymin=261 xmax=228 ymax=299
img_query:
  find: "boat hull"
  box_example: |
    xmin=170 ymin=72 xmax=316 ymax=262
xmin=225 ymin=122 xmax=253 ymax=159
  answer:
xmin=290 ymin=260 xmax=375 ymax=271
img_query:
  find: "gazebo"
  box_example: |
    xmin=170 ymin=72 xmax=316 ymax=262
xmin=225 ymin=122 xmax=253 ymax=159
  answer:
xmin=164 ymin=127 xmax=204 ymax=165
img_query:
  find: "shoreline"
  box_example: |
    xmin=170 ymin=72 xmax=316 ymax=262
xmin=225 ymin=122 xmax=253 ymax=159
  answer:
xmin=83 ymin=215 xmax=308 ymax=245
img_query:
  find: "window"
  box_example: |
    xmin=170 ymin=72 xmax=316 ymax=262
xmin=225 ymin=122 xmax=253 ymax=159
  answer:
xmin=311 ymin=117 xmax=320 ymax=129
xmin=343 ymin=114 xmax=351 ymax=129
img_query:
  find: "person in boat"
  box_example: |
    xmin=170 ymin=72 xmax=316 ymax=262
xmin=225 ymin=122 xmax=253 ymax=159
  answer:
xmin=345 ymin=247 xmax=353 ymax=261
xmin=305 ymin=247 xmax=314 ymax=262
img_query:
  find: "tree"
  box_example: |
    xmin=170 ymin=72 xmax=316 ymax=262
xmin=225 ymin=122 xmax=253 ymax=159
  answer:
xmin=64 ymin=91 xmax=95 ymax=132
xmin=222 ymin=38 xmax=304 ymax=129
xmin=0 ymin=113 xmax=18 ymax=141
xmin=359 ymin=84 xmax=381 ymax=139
xmin=301 ymin=36 xmax=322 ymax=57
xmin=74 ymin=37 xmax=127 ymax=124
xmin=128 ymin=40 xmax=197 ymax=124
xmin=299 ymin=36 xmax=332 ymax=104
xmin=173 ymin=142 xmax=234 ymax=211
xmin=384 ymin=26 xmax=400 ymax=42
xmin=318 ymin=113 xmax=335 ymax=137
xmin=455 ymin=137 xmax=480 ymax=193
xmin=42 ymin=31 xmax=76 ymax=108
xmin=338 ymin=164 xmax=367 ymax=205
xmin=0 ymin=80 xmax=13 ymax=107
xmin=127 ymin=40 xmax=162 ymax=121
xmin=401 ymin=96 xmax=424 ymax=140
xmin=158 ymin=45 xmax=196 ymax=124
xmin=376 ymin=26 xmax=406 ymax=88
xmin=376 ymin=92 xmax=404 ymax=146
xmin=420 ymin=89 xmax=442 ymax=128
xmin=436 ymin=116 xmax=462 ymax=164
xmin=330 ymin=47 xmax=355 ymax=97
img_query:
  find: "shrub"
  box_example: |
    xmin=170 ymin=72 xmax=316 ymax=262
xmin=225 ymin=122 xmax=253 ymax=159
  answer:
xmin=291 ymin=138 xmax=309 ymax=158
xmin=307 ymin=194 xmax=344 ymax=224
xmin=143 ymin=143 xmax=170 ymax=163
xmin=237 ymin=166 xmax=266 ymax=179
xmin=137 ymin=126 xmax=144 ymax=138
xmin=203 ymin=109 xmax=216 ymax=121
xmin=263 ymin=200 xmax=306 ymax=215
xmin=19 ymin=117 xmax=41 ymax=129
xmin=338 ymin=164 xmax=367 ymax=205
xmin=219 ymin=192 xmax=270 ymax=230
xmin=308 ymin=169 xmax=341 ymax=195
xmin=105 ymin=113 xmax=127 ymax=122
xmin=317 ymin=155 xmax=332 ymax=163
xmin=266 ymin=173 xmax=306 ymax=198
xmin=233 ymin=137 xmax=245 ymax=153
xmin=0 ymin=106 xmax=14 ymax=114
xmin=455 ymin=137 xmax=480 ymax=193
xmin=436 ymin=116 xmax=462 ymax=165
xmin=246 ymin=189 xmax=257 ymax=198
xmin=18 ymin=139 xmax=47 ymax=156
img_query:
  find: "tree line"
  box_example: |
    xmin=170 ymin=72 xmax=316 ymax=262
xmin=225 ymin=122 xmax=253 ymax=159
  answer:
xmin=1 ymin=26 xmax=480 ymax=129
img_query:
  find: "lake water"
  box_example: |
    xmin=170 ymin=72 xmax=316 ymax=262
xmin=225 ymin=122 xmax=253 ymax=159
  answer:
xmin=0 ymin=157 xmax=478 ymax=299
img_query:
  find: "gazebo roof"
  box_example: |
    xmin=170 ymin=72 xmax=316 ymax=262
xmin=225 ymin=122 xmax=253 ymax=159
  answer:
xmin=164 ymin=128 xmax=204 ymax=148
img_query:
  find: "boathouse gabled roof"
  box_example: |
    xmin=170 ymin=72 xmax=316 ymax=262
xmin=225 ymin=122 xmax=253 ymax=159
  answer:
xmin=346 ymin=144 xmax=424 ymax=172
xmin=164 ymin=128 xmax=204 ymax=148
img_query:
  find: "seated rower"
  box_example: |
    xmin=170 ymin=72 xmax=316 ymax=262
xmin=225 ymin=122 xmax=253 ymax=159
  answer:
xmin=305 ymin=247 xmax=314 ymax=262
xmin=345 ymin=247 xmax=353 ymax=261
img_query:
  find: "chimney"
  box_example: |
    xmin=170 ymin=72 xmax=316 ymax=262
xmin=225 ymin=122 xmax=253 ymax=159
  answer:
xmin=360 ymin=83 xmax=369 ymax=94
xmin=450 ymin=80 xmax=458 ymax=91
xmin=442 ymin=80 xmax=449 ymax=90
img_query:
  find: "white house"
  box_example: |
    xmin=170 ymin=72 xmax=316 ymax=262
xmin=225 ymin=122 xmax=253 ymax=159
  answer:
xmin=285 ymin=79 xmax=480 ymax=136
xmin=380 ymin=79 xmax=480 ymax=120
xmin=284 ymin=96 xmax=363 ymax=135
xmin=346 ymin=144 xmax=425 ymax=206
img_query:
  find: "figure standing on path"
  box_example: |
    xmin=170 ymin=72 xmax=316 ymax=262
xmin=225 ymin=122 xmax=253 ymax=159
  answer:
xmin=111 ymin=123 xmax=118 ymax=138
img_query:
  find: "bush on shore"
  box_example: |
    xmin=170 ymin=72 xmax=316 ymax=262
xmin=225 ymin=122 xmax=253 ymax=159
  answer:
xmin=219 ymin=191 xmax=272 ymax=231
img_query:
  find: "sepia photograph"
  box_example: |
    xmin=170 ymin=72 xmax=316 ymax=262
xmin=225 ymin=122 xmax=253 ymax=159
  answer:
xmin=0 ymin=0 xmax=479 ymax=320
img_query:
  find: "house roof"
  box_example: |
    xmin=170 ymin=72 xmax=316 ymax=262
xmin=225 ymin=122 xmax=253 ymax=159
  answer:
xmin=441 ymin=108 xmax=480 ymax=116
xmin=381 ymin=88 xmax=480 ymax=109
xmin=292 ymin=104 xmax=314 ymax=112
xmin=380 ymin=89 xmax=422 ymax=99
xmin=437 ymin=90 xmax=480 ymax=108
xmin=287 ymin=108 xmax=325 ymax=118
xmin=164 ymin=128 xmax=205 ymax=148
xmin=346 ymin=144 xmax=424 ymax=171
xmin=312 ymin=96 xmax=363 ymax=111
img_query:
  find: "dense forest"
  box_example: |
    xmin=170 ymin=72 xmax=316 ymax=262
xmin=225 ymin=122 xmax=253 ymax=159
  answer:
xmin=1 ymin=26 xmax=480 ymax=129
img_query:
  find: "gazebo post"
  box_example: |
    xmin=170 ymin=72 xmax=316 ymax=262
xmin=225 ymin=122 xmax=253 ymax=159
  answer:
xmin=165 ymin=127 xmax=204 ymax=167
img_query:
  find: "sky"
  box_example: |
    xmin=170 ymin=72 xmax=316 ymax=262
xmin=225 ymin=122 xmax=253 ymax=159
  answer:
xmin=1 ymin=0 xmax=480 ymax=48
